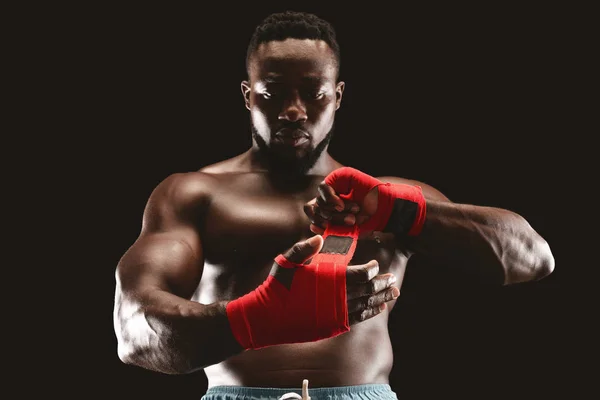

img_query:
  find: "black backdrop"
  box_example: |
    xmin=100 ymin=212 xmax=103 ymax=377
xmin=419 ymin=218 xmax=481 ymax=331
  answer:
xmin=36 ymin=2 xmax=585 ymax=399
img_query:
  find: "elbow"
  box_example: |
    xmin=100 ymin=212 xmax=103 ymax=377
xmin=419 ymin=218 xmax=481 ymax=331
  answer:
xmin=115 ymin=332 xmax=198 ymax=375
xmin=116 ymin=336 xmax=141 ymax=368
xmin=117 ymin=344 xmax=132 ymax=366
xmin=534 ymin=239 xmax=555 ymax=281
xmin=503 ymin=237 xmax=555 ymax=285
xmin=516 ymin=238 xmax=555 ymax=284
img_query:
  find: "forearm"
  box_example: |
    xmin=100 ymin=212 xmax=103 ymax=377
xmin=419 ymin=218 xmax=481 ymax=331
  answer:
xmin=404 ymin=200 xmax=555 ymax=285
xmin=115 ymin=289 xmax=242 ymax=374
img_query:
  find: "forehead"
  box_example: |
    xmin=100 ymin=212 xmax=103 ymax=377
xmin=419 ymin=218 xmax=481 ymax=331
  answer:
xmin=249 ymin=38 xmax=337 ymax=82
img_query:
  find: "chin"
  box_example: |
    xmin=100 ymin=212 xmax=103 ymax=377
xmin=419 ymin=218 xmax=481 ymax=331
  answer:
xmin=271 ymin=143 xmax=312 ymax=158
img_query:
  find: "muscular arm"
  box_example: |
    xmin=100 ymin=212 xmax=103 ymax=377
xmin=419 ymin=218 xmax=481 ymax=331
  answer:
xmin=113 ymin=173 xmax=242 ymax=375
xmin=383 ymin=177 xmax=555 ymax=285
xmin=308 ymin=169 xmax=555 ymax=286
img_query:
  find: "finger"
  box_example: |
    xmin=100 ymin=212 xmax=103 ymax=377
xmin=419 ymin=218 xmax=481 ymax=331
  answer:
xmin=309 ymin=224 xmax=325 ymax=235
xmin=355 ymin=213 xmax=370 ymax=226
xmin=306 ymin=200 xmax=352 ymax=227
xmin=304 ymin=198 xmax=337 ymax=220
xmin=347 ymin=273 xmax=396 ymax=300
xmin=314 ymin=198 xmax=334 ymax=220
xmin=315 ymin=195 xmax=338 ymax=211
xmin=347 ymin=286 xmax=400 ymax=314
xmin=345 ymin=201 xmax=360 ymax=214
xmin=346 ymin=260 xmax=379 ymax=284
xmin=281 ymin=235 xmax=323 ymax=264
xmin=303 ymin=199 xmax=317 ymax=220
xmin=304 ymin=201 xmax=331 ymax=229
xmin=348 ymin=303 xmax=386 ymax=325
xmin=315 ymin=195 xmax=359 ymax=213
xmin=309 ymin=197 xmax=356 ymax=226
xmin=317 ymin=182 xmax=345 ymax=211
xmin=314 ymin=208 xmax=356 ymax=226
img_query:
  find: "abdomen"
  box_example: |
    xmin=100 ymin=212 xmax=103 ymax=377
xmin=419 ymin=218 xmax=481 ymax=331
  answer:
xmin=204 ymin=310 xmax=395 ymax=388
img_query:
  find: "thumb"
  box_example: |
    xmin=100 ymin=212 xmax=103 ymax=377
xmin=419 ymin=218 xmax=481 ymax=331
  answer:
xmin=282 ymin=235 xmax=323 ymax=264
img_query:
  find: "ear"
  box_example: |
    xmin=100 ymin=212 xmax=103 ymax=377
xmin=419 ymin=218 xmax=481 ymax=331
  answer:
xmin=241 ymin=81 xmax=251 ymax=110
xmin=335 ymin=81 xmax=345 ymax=110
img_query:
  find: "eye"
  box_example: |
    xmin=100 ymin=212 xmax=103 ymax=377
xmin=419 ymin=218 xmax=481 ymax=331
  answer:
xmin=305 ymin=90 xmax=324 ymax=100
xmin=261 ymin=92 xmax=272 ymax=100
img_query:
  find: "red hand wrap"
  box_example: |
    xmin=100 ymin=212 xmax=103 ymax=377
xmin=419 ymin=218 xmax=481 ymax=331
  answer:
xmin=226 ymin=224 xmax=358 ymax=350
xmin=324 ymin=167 xmax=426 ymax=236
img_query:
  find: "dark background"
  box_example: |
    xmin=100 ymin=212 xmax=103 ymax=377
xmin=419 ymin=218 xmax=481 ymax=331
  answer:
xmin=28 ymin=2 xmax=588 ymax=399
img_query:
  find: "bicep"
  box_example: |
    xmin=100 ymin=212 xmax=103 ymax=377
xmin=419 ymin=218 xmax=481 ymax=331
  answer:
xmin=115 ymin=172 xmax=212 ymax=301
xmin=116 ymin=228 xmax=204 ymax=300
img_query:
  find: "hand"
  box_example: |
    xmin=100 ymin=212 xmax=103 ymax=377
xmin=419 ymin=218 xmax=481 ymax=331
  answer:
xmin=282 ymin=235 xmax=400 ymax=325
xmin=346 ymin=258 xmax=399 ymax=324
xmin=305 ymin=167 xmax=427 ymax=238
xmin=303 ymin=180 xmax=378 ymax=235
xmin=227 ymin=234 xmax=400 ymax=349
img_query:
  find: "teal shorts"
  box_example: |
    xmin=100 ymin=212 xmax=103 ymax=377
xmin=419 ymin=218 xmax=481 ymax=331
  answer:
xmin=201 ymin=384 xmax=398 ymax=399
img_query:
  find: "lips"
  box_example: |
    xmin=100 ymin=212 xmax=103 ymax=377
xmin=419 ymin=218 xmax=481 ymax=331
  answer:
xmin=274 ymin=128 xmax=310 ymax=147
xmin=276 ymin=128 xmax=309 ymax=139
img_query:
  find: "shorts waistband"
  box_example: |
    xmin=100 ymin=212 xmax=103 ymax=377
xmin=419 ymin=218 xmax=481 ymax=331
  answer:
xmin=202 ymin=383 xmax=397 ymax=399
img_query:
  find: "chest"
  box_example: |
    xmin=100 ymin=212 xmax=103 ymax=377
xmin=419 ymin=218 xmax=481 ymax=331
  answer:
xmin=201 ymin=189 xmax=314 ymax=266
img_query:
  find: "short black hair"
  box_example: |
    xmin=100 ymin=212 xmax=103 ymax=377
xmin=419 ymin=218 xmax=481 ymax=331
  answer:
xmin=246 ymin=11 xmax=341 ymax=78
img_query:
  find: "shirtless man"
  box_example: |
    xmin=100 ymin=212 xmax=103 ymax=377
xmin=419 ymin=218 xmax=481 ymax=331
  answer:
xmin=113 ymin=11 xmax=555 ymax=400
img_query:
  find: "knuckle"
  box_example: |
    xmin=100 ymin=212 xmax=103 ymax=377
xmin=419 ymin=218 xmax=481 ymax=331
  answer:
xmin=320 ymin=210 xmax=332 ymax=220
xmin=316 ymin=196 xmax=328 ymax=207
xmin=386 ymin=289 xmax=394 ymax=301
xmin=369 ymin=281 xmax=377 ymax=294
xmin=288 ymin=243 xmax=303 ymax=258
xmin=367 ymin=296 xmax=375 ymax=308
xmin=317 ymin=186 xmax=329 ymax=199
xmin=367 ymin=262 xmax=379 ymax=277
xmin=292 ymin=242 xmax=304 ymax=252
xmin=355 ymin=301 xmax=366 ymax=313
xmin=360 ymin=310 xmax=368 ymax=321
xmin=372 ymin=263 xmax=380 ymax=275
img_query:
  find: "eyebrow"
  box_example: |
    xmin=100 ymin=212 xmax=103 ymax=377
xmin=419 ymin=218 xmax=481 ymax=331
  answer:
xmin=302 ymin=76 xmax=327 ymax=85
xmin=301 ymin=76 xmax=325 ymax=83
xmin=262 ymin=75 xmax=326 ymax=84
xmin=263 ymin=74 xmax=282 ymax=83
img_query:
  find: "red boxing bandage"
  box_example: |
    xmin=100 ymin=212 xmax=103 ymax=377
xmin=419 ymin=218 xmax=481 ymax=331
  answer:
xmin=226 ymin=224 xmax=359 ymax=350
xmin=324 ymin=167 xmax=427 ymax=236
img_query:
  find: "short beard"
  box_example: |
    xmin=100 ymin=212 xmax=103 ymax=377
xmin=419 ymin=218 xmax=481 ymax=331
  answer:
xmin=251 ymin=123 xmax=334 ymax=177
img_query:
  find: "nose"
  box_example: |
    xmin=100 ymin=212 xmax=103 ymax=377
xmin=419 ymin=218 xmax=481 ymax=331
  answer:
xmin=278 ymin=92 xmax=308 ymax=123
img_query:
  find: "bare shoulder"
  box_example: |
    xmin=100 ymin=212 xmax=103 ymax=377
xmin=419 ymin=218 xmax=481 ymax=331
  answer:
xmin=146 ymin=151 xmax=251 ymax=219
xmin=376 ymin=175 xmax=451 ymax=202
xmin=150 ymin=171 xmax=218 ymax=205
xmin=142 ymin=171 xmax=220 ymax=230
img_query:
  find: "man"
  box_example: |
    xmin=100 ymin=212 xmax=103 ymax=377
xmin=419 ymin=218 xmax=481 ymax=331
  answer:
xmin=113 ymin=11 xmax=555 ymax=400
